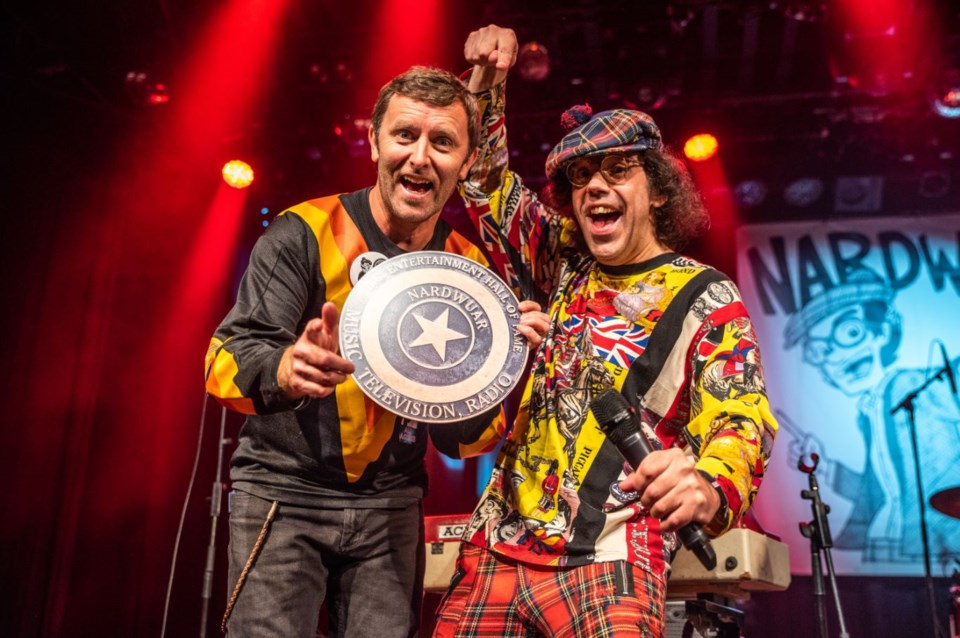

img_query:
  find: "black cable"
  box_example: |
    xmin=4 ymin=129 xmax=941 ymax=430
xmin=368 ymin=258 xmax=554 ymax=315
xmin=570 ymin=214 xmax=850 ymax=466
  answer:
xmin=160 ymin=392 xmax=211 ymax=638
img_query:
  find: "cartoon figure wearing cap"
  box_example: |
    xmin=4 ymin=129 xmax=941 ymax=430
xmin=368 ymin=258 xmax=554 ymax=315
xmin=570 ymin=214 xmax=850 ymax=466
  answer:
xmin=785 ymin=266 xmax=960 ymax=563
xmin=433 ymin=25 xmax=779 ymax=636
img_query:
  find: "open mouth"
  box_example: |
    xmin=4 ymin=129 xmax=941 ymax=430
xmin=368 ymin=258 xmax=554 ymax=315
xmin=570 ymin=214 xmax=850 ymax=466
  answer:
xmin=586 ymin=207 xmax=622 ymax=231
xmin=400 ymin=175 xmax=433 ymax=194
xmin=842 ymin=354 xmax=873 ymax=380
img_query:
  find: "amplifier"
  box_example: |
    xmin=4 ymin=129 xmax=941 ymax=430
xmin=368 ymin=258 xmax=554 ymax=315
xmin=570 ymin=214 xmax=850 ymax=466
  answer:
xmin=423 ymin=515 xmax=790 ymax=599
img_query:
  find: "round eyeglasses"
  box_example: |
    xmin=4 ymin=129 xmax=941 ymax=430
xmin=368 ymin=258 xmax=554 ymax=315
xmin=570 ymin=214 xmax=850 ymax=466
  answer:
xmin=564 ymin=155 xmax=641 ymax=188
xmin=802 ymin=316 xmax=869 ymax=365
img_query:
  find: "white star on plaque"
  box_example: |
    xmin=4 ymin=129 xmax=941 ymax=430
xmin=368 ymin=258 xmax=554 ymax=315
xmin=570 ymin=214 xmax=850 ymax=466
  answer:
xmin=408 ymin=309 xmax=468 ymax=361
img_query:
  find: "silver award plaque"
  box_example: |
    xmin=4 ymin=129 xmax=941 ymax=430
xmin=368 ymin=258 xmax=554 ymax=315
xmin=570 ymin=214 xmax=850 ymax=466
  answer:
xmin=339 ymin=251 xmax=528 ymax=423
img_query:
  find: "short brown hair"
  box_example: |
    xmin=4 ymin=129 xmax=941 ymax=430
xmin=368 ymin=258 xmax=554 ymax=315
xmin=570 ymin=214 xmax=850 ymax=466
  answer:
xmin=370 ymin=66 xmax=480 ymax=152
xmin=543 ymin=147 xmax=710 ymax=251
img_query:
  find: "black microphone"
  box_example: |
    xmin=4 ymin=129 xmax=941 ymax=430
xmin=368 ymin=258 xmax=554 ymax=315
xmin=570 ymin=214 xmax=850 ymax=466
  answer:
xmin=940 ymin=342 xmax=958 ymax=397
xmin=591 ymin=388 xmax=717 ymax=570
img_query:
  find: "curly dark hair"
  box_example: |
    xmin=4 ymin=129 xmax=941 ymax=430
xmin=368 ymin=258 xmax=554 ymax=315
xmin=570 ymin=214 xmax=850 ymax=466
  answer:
xmin=542 ymin=147 xmax=710 ymax=251
xmin=370 ymin=66 xmax=481 ymax=152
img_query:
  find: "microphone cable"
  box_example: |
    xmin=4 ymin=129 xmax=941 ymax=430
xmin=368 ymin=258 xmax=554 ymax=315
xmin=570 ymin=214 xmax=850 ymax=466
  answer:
xmin=160 ymin=392 xmax=211 ymax=638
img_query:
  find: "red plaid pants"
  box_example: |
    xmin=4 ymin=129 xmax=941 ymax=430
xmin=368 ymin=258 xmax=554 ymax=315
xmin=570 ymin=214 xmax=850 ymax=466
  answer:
xmin=433 ymin=544 xmax=665 ymax=637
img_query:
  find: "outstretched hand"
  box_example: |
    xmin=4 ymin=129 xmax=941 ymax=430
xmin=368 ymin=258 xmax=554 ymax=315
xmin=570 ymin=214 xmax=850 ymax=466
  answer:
xmin=278 ymin=302 xmax=355 ymax=400
xmin=464 ymin=24 xmax=518 ymax=92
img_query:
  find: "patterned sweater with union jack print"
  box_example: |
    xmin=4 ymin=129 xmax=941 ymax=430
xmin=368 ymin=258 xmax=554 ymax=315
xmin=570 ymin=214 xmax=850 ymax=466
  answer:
xmin=457 ymin=83 xmax=779 ymax=585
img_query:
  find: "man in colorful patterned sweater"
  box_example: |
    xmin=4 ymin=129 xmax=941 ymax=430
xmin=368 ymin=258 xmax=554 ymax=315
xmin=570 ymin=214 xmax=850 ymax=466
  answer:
xmin=434 ymin=26 xmax=778 ymax=637
xmin=204 ymin=66 xmax=548 ymax=638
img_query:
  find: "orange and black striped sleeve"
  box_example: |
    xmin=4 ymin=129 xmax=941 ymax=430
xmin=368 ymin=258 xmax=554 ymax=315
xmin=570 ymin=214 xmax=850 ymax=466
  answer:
xmin=204 ymin=212 xmax=321 ymax=415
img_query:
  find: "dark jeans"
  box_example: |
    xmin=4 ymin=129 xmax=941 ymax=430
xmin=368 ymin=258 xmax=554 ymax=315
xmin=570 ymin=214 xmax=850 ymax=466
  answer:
xmin=225 ymin=490 xmax=425 ymax=638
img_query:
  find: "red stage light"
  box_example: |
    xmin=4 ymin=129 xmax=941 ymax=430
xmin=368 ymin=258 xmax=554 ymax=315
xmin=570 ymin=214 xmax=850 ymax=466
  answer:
xmin=124 ymin=71 xmax=170 ymax=106
xmin=147 ymin=92 xmax=170 ymax=105
xmin=517 ymin=42 xmax=551 ymax=82
xmin=221 ymin=160 xmax=254 ymax=189
xmin=944 ymin=88 xmax=960 ymax=108
xmin=683 ymin=133 xmax=719 ymax=162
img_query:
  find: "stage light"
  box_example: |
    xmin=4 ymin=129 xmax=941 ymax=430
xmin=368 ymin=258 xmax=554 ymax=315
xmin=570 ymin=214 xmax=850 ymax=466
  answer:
xmin=147 ymin=86 xmax=170 ymax=105
xmin=931 ymin=68 xmax=960 ymax=119
xmin=783 ymin=2 xmax=824 ymax=23
xmin=305 ymin=61 xmax=355 ymax=89
xmin=517 ymin=42 xmax=550 ymax=82
xmin=834 ymin=176 xmax=883 ymax=213
xmin=918 ymin=171 xmax=950 ymax=198
xmin=336 ymin=116 xmax=372 ymax=158
xmin=124 ymin=71 xmax=170 ymax=106
xmin=222 ymin=160 xmax=254 ymax=189
xmin=683 ymin=133 xmax=719 ymax=162
xmin=939 ymin=88 xmax=960 ymax=108
xmin=783 ymin=178 xmax=825 ymax=207
xmin=733 ymin=180 xmax=768 ymax=208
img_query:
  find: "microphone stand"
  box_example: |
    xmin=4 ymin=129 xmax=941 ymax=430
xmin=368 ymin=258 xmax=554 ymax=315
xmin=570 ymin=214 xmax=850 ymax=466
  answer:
xmin=200 ymin=406 xmax=231 ymax=638
xmin=950 ymin=560 xmax=960 ymax=638
xmin=798 ymin=453 xmax=849 ymax=638
xmin=891 ymin=365 xmax=953 ymax=638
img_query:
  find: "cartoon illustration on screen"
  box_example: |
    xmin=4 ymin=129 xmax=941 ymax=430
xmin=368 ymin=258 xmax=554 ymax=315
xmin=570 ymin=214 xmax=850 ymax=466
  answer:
xmin=782 ymin=266 xmax=960 ymax=565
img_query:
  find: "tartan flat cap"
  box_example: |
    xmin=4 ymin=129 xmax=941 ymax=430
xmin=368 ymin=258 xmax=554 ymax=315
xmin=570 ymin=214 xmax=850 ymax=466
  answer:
xmin=545 ymin=106 xmax=663 ymax=181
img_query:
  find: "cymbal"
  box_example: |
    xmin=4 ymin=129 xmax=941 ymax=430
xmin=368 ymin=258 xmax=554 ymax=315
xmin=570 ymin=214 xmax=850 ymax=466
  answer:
xmin=930 ymin=487 xmax=960 ymax=520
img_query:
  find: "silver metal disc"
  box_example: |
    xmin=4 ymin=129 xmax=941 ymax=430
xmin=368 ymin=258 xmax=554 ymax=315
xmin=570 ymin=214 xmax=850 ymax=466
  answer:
xmin=339 ymin=251 xmax=528 ymax=423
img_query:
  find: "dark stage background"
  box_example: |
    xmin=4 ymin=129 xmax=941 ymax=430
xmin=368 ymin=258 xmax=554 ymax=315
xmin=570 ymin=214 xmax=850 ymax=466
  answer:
xmin=3 ymin=1 xmax=960 ymax=636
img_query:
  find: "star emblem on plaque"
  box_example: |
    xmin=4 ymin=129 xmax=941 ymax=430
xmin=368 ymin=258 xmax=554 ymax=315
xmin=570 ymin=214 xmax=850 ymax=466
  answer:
xmin=339 ymin=252 xmax=528 ymax=423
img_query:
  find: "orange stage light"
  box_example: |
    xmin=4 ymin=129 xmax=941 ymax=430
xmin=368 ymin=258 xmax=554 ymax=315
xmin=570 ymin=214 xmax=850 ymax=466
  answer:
xmin=683 ymin=133 xmax=719 ymax=162
xmin=221 ymin=160 xmax=254 ymax=189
